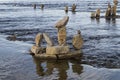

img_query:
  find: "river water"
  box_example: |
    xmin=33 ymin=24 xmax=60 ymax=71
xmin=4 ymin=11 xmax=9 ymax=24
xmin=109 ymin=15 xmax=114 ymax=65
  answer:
xmin=0 ymin=0 xmax=120 ymax=80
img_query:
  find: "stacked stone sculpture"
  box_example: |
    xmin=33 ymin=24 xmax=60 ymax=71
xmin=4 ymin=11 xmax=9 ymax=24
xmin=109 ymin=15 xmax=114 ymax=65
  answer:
xmin=31 ymin=16 xmax=83 ymax=59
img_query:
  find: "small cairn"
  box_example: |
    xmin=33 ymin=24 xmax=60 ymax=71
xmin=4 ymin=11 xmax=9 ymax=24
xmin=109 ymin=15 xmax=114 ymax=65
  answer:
xmin=96 ymin=9 xmax=101 ymax=18
xmin=40 ymin=4 xmax=44 ymax=10
xmin=33 ymin=4 xmax=36 ymax=9
xmin=113 ymin=0 xmax=118 ymax=5
xmin=72 ymin=30 xmax=83 ymax=50
xmin=31 ymin=16 xmax=84 ymax=58
xmin=105 ymin=1 xmax=117 ymax=18
xmin=91 ymin=8 xmax=100 ymax=18
xmin=105 ymin=3 xmax=111 ymax=17
xmin=72 ymin=4 xmax=76 ymax=12
xmin=65 ymin=6 xmax=68 ymax=13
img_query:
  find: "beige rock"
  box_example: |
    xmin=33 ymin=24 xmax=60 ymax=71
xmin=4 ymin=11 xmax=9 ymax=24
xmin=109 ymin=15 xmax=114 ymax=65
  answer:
xmin=111 ymin=5 xmax=117 ymax=17
xmin=96 ymin=9 xmax=100 ymax=18
xmin=72 ymin=30 xmax=83 ymax=50
xmin=113 ymin=0 xmax=118 ymax=5
xmin=58 ymin=27 xmax=67 ymax=46
xmin=65 ymin=6 xmax=68 ymax=13
xmin=35 ymin=33 xmax=43 ymax=47
xmin=72 ymin=4 xmax=76 ymax=12
xmin=31 ymin=46 xmax=45 ymax=54
xmin=55 ymin=16 xmax=69 ymax=28
xmin=91 ymin=12 xmax=96 ymax=18
xmin=46 ymin=46 xmax=69 ymax=55
xmin=105 ymin=8 xmax=111 ymax=17
xmin=43 ymin=33 xmax=54 ymax=46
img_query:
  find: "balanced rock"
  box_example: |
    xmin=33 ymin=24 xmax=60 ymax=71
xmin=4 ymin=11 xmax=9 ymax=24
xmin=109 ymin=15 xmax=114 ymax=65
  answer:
xmin=58 ymin=27 xmax=67 ymax=46
xmin=55 ymin=16 xmax=69 ymax=28
xmin=113 ymin=0 xmax=118 ymax=5
xmin=65 ymin=6 xmax=68 ymax=13
xmin=111 ymin=5 xmax=117 ymax=17
xmin=72 ymin=4 xmax=76 ymax=12
xmin=72 ymin=30 xmax=83 ymax=50
xmin=91 ymin=12 xmax=96 ymax=18
xmin=43 ymin=33 xmax=54 ymax=46
xmin=46 ymin=46 xmax=69 ymax=55
xmin=35 ymin=33 xmax=43 ymax=47
xmin=96 ymin=9 xmax=100 ymax=18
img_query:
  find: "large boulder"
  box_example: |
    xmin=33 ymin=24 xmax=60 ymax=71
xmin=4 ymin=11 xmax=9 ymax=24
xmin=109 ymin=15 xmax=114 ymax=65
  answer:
xmin=43 ymin=33 xmax=54 ymax=46
xmin=58 ymin=27 xmax=67 ymax=46
xmin=46 ymin=46 xmax=69 ymax=55
xmin=72 ymin=30 xmax=83 ymax=50
xmin=35 ymin=33 xmax=43 ymax=47
xmin=55 ymin=16 xmax=69 ymax=28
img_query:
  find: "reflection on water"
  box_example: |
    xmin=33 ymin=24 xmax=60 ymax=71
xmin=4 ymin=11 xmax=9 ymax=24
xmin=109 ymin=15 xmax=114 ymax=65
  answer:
xmin=33 ymin=57 xmax=83 ymax=80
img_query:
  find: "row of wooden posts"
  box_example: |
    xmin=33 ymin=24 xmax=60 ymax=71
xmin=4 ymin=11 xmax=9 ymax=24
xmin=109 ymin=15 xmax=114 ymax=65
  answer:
xmin=91 ymin=0 xmax=118 ymax=18
xmin=33 ymin=3 xmax=76 ymax=12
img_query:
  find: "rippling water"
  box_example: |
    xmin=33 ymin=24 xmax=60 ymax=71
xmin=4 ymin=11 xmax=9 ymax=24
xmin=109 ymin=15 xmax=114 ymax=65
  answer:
xmin=0 ymin=0 xmax=120 ymax=80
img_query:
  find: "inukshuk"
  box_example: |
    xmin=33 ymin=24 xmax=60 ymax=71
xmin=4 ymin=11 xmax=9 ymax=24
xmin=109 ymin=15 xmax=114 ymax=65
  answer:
xmin=55 ymin=16 xmax=69 ymax=46
xmin=72 ymin=30 xmax=83 ymax=50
